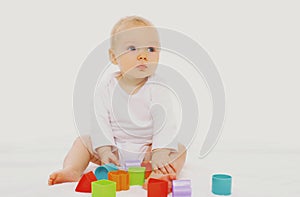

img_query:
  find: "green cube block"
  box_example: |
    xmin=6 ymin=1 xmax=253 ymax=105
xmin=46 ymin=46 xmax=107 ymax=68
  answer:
xmin=128 ymin=167 xmax=146 ymax=186
xmin=92 ymin=180 xmax=116 ymax=197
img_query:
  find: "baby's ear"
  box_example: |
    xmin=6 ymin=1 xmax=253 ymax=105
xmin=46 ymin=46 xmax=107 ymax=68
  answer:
xmin=109 ymin=49 xmax=118 ymax=65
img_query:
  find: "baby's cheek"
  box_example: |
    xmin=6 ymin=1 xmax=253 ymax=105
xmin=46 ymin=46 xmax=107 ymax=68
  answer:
xmin=119 ymin=58 xmax=136 ymax=72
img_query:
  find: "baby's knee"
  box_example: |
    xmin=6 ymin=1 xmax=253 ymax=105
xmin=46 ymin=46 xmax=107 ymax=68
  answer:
xmin=73 ymin=136 xmax=82 ymax=145
xmin=73 ymin=136 xmax=84 ymax=145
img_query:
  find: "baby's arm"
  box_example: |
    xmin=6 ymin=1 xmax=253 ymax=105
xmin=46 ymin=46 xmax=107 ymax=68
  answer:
xmin=92 ymin=76 xmax=119 ymax=166
xmin=150 ymin=76 xmax=180 ymax=174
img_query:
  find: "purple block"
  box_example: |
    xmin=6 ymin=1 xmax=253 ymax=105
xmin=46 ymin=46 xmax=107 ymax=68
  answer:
xmin=124 ymin=160 xmax=141 ymax=170
xmin=172 ymin=180 xmax=192 ymax=197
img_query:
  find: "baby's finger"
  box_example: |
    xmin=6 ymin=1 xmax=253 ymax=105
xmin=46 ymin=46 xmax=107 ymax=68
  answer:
xmin=152 ymin=163 xmax=159 ymax=171
xmin=168 ymin=163 xmax=177 ymax=174
xmin=159 ymin=165 xmax=168 ymax=174
xmin=165 ymin=164 xmax=175 ymax=174
xmin=168 ymin=163 xmax=177 ymax=173
xmin=152 ymin=164 xmax=161 ymax=174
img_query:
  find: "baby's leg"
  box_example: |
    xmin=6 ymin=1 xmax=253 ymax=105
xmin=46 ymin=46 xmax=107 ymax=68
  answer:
xmin=48 ymin=136 xmax=99 ymax=185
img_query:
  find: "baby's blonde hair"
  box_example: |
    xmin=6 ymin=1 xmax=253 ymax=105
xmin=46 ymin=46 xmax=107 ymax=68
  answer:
xmin=110 ymin=16 xmax=154 ymax=49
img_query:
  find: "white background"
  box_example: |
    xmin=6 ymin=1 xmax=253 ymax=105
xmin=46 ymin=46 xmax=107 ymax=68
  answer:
xmin=0 ymin=0 xmax=299 ymax=196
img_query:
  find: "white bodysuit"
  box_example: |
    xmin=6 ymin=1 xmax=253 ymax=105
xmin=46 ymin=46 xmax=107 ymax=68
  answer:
xmin=91 ymin=71 xmax=179 ymax=166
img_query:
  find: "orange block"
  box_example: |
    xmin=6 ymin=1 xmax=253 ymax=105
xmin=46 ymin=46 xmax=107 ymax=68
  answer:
xmin=75 ymin=171 xmax=97 ymax=193
xmin=108 ymin=170 xmax=129 ymax=191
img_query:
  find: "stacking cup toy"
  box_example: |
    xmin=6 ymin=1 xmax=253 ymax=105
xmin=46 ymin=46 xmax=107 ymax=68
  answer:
xmin=92 ymin=180 xmax=116 ymax=197
xmin=128 ymin=167 xmax=146 ymax=186
xmin=212 ymin=174 xmax=232 ymax=196
xmin=95 ymin=163 xmax=118 ymax=180
xmin=108 ymin=170 xmax=129 ymax=191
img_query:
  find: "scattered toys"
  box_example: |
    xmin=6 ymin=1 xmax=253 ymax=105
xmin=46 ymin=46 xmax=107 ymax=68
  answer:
xmin=74 ymin=163 xmax=198 ymax=197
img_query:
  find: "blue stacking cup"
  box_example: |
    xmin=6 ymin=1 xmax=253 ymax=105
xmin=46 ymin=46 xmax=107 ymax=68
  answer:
xmin=95 ymin=163 xmax=119 ymax=180
xmin=212 ymin=174 xmax=232 ymax=196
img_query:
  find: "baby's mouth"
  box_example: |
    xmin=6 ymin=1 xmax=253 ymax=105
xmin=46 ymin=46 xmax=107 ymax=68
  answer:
xmin=136 ymin=64 xmax=148 ymax=70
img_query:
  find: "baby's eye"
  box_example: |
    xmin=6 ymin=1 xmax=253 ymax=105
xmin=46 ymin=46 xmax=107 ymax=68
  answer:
xmin=147 ymin=47 xmax=156 ymax=52
xmin=127 ymin=46 xmax=136 ymax=51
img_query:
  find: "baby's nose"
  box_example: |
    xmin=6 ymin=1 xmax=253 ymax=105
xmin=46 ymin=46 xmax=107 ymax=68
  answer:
xmin=137 ymin=53 xmax=148 ymax=61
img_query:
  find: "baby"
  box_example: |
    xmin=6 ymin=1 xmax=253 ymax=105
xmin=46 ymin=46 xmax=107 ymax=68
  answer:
xmin=48 ymin=16 xmax=186 ymax=192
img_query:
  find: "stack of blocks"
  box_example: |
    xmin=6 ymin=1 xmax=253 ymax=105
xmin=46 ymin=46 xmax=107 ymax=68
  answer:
xmin=75 ymin=160 xmax=192 ymax=197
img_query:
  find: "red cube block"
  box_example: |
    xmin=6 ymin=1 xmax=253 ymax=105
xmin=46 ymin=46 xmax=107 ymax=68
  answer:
xmin=147 ymin=178 xmax=168 ymax=197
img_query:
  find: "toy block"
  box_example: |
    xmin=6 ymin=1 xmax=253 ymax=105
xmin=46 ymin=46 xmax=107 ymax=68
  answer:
xmin=128 ymin=166 xmax=146 ymax=186
xmin=75 ymin=171 xmax=97 ymax=193
xmin=172 ymin=180 xmax=192 ymax=197
xmin=92 ymin=180 xmax=116 ymax=197
xmin=141 ymin=161 xmax=152 ymax=179
xmin=147 ymin=178 xmax=168 ymax=197
xmin=95 ymin=163 xmax=118 ymax=180
xmin=212 ymin=174 xmax=232 ymax=196
xmin=124 ymin=160 xmax=141 ymax=170
xmin=108 ymin=170 xmax=129 ymax=191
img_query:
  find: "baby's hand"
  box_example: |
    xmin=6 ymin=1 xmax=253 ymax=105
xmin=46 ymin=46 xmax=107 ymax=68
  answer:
xmin=151 ymin=148 xmax=176 ymax=174
xmin=96 ymin=146 xmax=120 ymax=166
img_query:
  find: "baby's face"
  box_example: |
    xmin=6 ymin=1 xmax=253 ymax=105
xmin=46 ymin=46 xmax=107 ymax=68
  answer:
xmin=111 ymin=26 xmax=160 ymax=79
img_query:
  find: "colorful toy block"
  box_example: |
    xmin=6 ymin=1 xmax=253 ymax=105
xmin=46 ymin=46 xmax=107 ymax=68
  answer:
xmin=212 ymin=174 xmax=232 ymax=196
xmin=75 ymin=171 xmax=97 ymax=193
xmin=147 ymin=178 xmax=168 ymax=197
xmin=92 ymin=180 xmax=116 ymax=197
xmin=124 ymin=160 xmax=141 ymax=170
xmin=141 ymin=161 xmax=152 ymax=179
xmin=172 ymin=180 xmax=192 ymax=197
xmin=128 ymin=166 xmax=146 ymax=186
xmin=95 ymin=163 xmax=118 ymax=180
xmin=108 ymin=170 xmax=129 ymax=191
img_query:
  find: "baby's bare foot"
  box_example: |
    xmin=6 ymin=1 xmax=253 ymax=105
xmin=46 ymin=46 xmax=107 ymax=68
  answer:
xmin=142 ymin=172 xmax=176 ymax=193
xmin=48 ymin=167 xmax=82 ymax=185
